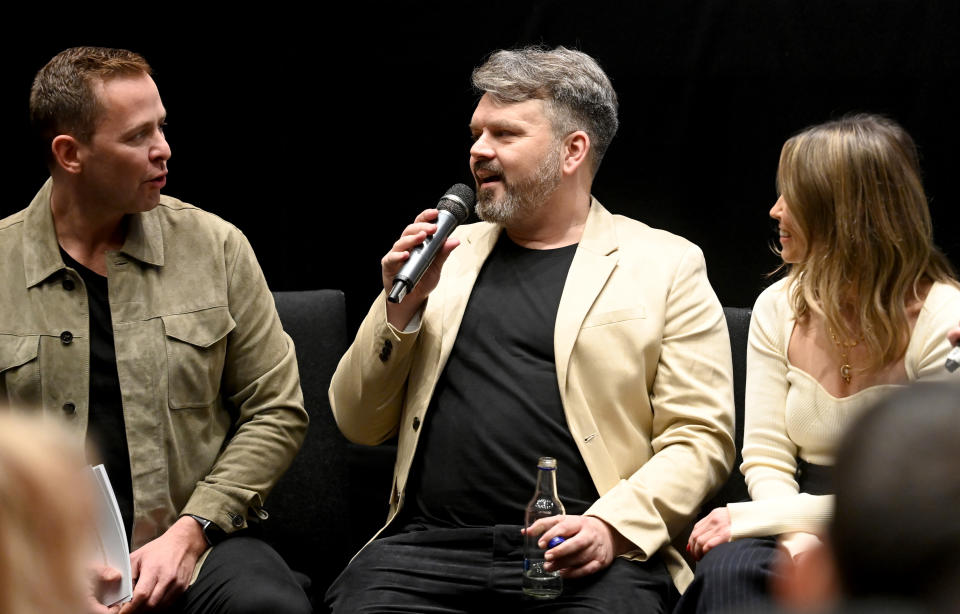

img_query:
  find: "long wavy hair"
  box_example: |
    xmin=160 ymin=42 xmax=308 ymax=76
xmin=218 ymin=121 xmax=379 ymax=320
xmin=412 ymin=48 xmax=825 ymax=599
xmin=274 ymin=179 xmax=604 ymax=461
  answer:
xmin=776 ymin=114 xmax=956 ymax=370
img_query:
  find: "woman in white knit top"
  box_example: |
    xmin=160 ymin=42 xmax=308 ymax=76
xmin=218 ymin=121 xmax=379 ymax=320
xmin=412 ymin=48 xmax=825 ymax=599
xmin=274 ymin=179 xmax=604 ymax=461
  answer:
xmin=674 ymin=114 xmax=960 ymax=614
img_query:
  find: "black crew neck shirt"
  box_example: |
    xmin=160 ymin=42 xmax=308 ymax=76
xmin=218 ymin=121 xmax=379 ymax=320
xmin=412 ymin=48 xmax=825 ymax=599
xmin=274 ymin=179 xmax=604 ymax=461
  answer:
xmin=61 ymin=249 xmax=134 ymax=544
xmin=404 ymin=233 xmax=599 ymax=528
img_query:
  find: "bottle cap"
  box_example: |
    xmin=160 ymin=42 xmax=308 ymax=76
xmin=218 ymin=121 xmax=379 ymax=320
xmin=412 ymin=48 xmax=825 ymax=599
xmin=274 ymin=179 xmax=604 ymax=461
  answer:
xmin=537 ymin=457 xmax=557 ymax=470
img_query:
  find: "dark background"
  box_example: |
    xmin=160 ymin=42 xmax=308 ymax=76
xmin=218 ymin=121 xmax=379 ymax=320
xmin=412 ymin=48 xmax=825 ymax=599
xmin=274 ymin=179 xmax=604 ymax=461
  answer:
xmin=6 ymin=1 xmax=959 ymax=333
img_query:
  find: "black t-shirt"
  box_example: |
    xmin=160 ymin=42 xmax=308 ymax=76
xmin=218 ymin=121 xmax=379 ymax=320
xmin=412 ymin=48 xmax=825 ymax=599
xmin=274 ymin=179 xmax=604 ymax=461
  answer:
xmin=404 ymin=233 xmax=599 ymax=528
xmin=61 ymin=249 xmax=134 ymax=543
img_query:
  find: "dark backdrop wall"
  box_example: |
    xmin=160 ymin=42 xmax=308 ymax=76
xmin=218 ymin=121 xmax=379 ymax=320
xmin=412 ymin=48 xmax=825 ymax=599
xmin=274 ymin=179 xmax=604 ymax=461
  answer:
xmin=6 ymin=1 xmax=959 ymax=333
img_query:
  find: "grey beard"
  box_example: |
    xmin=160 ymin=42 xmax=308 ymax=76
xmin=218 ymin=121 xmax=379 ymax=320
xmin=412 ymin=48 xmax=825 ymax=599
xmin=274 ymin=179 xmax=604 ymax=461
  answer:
xmin=475 ymin=146 xmax=563 ymax=226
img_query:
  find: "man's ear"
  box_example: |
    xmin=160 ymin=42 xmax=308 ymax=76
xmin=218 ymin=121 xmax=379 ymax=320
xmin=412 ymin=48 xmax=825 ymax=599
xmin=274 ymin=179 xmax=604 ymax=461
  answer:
xmin=562 ymin=130 xmax=591 ymax=175
xmin=50 ymin=135 xmax=84 ymax=175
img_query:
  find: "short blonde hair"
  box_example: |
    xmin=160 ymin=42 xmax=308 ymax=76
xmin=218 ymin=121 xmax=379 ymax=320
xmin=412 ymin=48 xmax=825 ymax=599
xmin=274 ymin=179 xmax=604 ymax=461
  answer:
xmin=776 ymin=114 xmax=956 ymax=369
xmin=0 ymin=411 xmax=94 ymax=614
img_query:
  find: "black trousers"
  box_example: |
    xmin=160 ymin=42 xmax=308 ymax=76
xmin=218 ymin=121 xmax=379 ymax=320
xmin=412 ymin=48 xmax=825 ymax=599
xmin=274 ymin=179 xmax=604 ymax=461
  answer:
xmin=325 ymin=524 xmax=677 ymax=613
xmin=172 ymin=536 xmax=312 ymax=614
xmin=672 ymin=537 xmax=782 ymax=614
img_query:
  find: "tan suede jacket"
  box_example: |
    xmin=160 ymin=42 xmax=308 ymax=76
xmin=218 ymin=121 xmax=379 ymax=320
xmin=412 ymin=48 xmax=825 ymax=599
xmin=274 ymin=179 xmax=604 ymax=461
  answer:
xmin=0 ymin=180 xmax=307 ymax=549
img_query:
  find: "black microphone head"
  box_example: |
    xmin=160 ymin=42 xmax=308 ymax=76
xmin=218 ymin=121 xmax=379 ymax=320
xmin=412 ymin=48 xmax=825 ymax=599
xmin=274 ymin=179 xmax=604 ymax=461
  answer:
xmin=437 ymin=183 xmax=475 ymax=223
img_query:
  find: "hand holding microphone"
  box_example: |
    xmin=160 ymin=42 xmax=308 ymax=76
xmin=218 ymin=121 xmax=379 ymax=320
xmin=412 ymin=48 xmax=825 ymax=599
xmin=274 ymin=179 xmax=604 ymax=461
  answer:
xmin=381 ymin=184 xmax=475 ymax=328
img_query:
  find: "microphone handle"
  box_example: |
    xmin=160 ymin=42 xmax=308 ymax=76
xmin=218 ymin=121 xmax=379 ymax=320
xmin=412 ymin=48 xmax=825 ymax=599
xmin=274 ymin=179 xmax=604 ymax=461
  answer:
xmin=388 ymin=210 xmax=459 ymax=303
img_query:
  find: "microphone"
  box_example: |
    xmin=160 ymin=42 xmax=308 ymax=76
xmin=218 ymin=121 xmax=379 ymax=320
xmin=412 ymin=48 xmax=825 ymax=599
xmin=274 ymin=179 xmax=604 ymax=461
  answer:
xmin=946 ymin=345 xmax=960 ymax=373
xmin=388 ymin=183 xmax=475 ymax=304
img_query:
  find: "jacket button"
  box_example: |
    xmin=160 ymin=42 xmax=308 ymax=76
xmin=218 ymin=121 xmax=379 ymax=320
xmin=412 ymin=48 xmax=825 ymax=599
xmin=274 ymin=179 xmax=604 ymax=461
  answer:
xmin=379 ymin=339 xmax=393 ymax=362
xmin=412 ymin=416 xmax=421 ymax=431
xmin=60 ymin=331 xmax=73 ymax=345
xmin=62 ymin=402 xmax=76 ymax=414
xmin=62 ymin=278 xmax=75 ymax=291
xmin=232 ymin=515 xmax=245 ymax=528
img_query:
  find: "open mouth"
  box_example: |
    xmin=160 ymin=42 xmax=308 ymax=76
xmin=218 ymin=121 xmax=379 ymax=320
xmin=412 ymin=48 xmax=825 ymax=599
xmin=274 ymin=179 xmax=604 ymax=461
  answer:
xmin=476 ymin=173 xmax=502 ymax=187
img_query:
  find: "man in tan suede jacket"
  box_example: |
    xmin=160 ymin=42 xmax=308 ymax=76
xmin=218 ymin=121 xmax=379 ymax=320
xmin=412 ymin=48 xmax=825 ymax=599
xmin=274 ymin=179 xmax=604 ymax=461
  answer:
xmin=327 ymin=46 xmax=735 ymax=612
xmin=0 ymin=47 xmax=309 ymax=613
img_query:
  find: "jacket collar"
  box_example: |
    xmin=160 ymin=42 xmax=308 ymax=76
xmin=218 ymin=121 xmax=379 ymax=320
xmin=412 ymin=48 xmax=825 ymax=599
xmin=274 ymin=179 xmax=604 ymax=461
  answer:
xmin=22 ymin=178 xmax=165 ymax=288
xmin=577 ymin=196 xmax=619 ymax=258
xmin=453 ymin=195 xmax=619 ymax=264
xmin=123 ymin=205 xmax=165 ymax=268
xmin=433 ymin=197 xmax=620 ymax=379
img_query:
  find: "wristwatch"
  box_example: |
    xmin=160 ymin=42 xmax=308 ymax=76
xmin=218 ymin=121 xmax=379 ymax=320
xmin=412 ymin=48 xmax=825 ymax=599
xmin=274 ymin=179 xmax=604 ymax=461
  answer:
xmin=187 ymin=514 xmax=224 ymax=546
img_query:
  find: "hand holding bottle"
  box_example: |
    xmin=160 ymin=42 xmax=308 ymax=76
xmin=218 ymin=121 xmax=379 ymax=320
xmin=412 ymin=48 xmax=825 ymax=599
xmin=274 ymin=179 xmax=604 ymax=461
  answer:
xmin=526 ymin=514 xmax=635 ymax=579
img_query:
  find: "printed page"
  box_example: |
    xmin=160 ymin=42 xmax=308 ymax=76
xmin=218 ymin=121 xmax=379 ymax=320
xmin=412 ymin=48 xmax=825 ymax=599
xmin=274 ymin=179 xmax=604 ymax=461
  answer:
xmin=90 ymin=464 xmax=133 ymax=606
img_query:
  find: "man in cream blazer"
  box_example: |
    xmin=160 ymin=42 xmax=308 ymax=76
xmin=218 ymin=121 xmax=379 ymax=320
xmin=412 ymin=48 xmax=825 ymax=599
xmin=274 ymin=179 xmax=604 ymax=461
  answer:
xmin=327 ymin=46 xmax=734 ymax=612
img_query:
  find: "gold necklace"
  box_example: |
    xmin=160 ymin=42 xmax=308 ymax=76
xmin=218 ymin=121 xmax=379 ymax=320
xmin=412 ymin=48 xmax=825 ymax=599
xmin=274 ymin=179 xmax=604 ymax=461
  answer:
xmin=829 ymin=327 xmax=860 ymax=384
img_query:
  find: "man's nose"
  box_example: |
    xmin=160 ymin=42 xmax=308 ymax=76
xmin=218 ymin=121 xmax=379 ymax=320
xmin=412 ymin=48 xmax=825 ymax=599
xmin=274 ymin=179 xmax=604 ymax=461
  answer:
xmin=153 ymin=132 xmax=171 ymax=163
xmin=470 ymin=133 xmax=494 ymax=161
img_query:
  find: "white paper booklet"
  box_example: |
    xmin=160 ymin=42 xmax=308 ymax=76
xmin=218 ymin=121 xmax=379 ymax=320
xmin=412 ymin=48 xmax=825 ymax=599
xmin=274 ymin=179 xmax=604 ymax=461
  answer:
xmin=90 ymin=464 xmax=133 ymax=606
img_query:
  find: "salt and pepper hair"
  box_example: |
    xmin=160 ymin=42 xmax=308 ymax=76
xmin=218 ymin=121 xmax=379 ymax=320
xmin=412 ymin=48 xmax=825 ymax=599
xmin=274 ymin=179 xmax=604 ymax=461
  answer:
xmin=776 ymin=113 xmax=956 ymax=370
xmin=30 ymin=46 xmax=152 ymax=162
xmin=472 ymin=46 xmax=619 ymax=175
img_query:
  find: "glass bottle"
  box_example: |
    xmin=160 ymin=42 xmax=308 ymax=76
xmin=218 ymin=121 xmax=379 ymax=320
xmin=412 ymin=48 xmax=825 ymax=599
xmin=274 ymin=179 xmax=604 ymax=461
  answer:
xmin=522 ymin=456 xmax=566 ymax=599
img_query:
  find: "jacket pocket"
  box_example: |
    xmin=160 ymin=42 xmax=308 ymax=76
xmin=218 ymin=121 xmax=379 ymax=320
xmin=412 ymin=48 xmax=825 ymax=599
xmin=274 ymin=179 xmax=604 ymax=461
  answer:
xmin=0 ymin=334 xmax=41 ymax=405
xmin=582 ymin=306 xmax=647 ymax=328
xmin=162 ymin=307 xmax=236 ymax=409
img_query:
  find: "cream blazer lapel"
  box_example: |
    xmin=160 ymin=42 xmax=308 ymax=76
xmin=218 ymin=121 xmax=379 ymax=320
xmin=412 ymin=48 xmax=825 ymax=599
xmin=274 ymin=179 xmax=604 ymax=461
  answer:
xmin=554 ymin=198 xmax=619 ymax=391
xmin=422 ymin=201 xmax=617 ymax=448
xmin=390 ymin=223 xmax=500 ymax=510
xmin=553 ymin=199 xmax=621 ymax=487
xmin=430 ymin=200 xmax=620 ymax=405
xmin=431 ymin=222 xmax=502 ymax=382
xmin=434 ymin=199 xmax=619 ymax=390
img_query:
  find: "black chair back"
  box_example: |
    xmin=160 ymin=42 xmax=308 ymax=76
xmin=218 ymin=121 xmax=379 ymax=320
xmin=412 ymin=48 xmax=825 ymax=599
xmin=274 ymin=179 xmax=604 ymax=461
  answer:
xmin=702 ymin=306 xmax=752 ymax=511
xmin=264 ymin=290 xmax=352 ymax=598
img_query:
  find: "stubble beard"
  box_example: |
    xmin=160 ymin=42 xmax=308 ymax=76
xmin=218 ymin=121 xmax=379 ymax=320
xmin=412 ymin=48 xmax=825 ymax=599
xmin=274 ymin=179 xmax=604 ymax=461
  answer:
xmin=475 ymin=144 xmax=563 ymax=226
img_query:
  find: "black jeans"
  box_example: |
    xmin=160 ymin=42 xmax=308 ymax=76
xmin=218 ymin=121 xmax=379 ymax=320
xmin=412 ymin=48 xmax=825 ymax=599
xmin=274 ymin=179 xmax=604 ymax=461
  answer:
xmin=326 ymin=523 xmax=677 ymax=613
xmin=173 ymin=536 xmax=312 ymax=614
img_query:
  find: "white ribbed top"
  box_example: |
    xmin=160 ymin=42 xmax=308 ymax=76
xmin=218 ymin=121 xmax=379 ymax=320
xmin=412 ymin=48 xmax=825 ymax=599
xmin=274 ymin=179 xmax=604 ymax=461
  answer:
xmin=728 ymin=278 xmax=960 ymax=541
